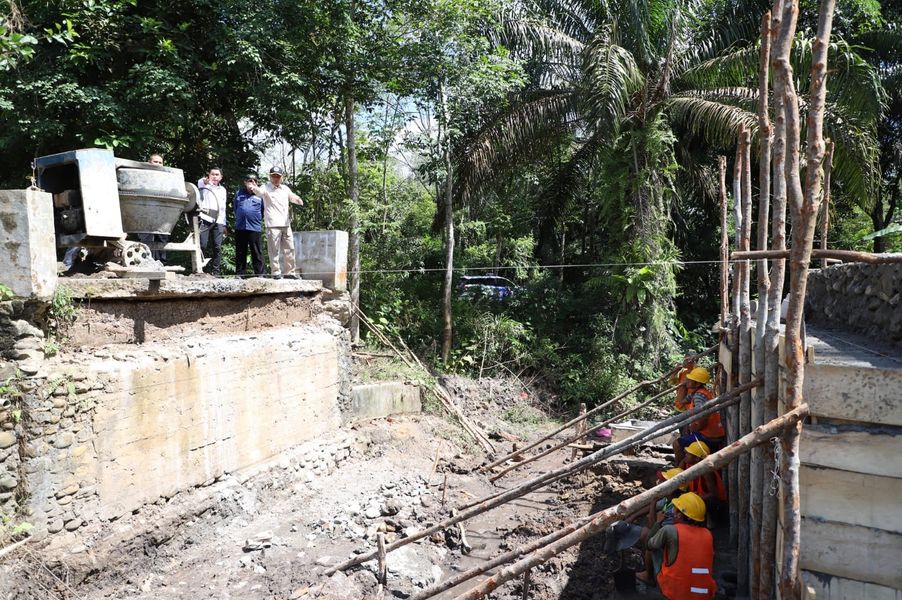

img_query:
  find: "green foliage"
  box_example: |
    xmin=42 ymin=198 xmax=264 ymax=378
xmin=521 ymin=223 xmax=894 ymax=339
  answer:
xmin=0 ymin=284 xmax=14 ymax=301
xmin=43 ymin=286 xmax=78 ymax=354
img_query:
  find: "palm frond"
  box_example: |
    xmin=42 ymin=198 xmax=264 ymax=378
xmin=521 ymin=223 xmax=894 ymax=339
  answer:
xmin=823 ymin=105 xmax=881 ymax=212
xmin=499 ymin=16 xmax=586 ymax=63
xmin=583 ymin=28 xmax=645 ymax=135
xmin=667 ymin=90 xmax=758 ymax=149
xmin=530 ymin=0 xmax=600 ymax=42
xmin=792 ymin=39 xmax=885 ymax=125
xmin=677 ymin=44 xmax=759 ymax=90
xmin=535 ymin=135 xmax=601 ymax=259
xmin=851 ymin=27 xmax=902 ymax=69
xmin=457 ymin=90 xmax=579 ymax=203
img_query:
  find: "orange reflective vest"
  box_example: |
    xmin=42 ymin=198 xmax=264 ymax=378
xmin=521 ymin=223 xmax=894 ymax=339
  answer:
xmin=686 ymin=387 xmax=725 ymax=441
xmin=689 ymin=468 xmax=727 ymax=503
xmin=657 ymin=524 xmax=717 ymax=600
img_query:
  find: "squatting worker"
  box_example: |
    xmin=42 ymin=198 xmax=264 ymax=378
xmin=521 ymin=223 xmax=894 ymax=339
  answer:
xmin=646 ymin=492 xmax=717 ymax=600
xmin=234 ymin=175 xmax=265 ymax=276
xmin=682 ymin=440 xmax=727 ymax=524
xmin=636 ymin=467 xmax=690 ymax=585
xmin=251 ymin=166 xmax=304 ymax=279
xmin=672 ymin=366 xmax=724 ymax=465
xmin=197 ymin=166 xmax=228 ymax=276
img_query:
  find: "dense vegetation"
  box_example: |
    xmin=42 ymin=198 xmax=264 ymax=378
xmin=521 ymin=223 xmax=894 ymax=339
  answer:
xmin=1 ymin=0 xmax=900 ymax=406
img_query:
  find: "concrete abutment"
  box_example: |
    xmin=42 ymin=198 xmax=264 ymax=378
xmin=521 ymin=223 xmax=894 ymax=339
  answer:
xmin=0 ymin=275 xmax=411 ymax=543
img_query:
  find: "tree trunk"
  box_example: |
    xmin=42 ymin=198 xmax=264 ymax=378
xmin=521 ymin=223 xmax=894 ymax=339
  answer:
xmin=439 ymin=81 xmax=455 ymax=364
xmin=751 ymin=15 xmax=772 ymax=598
xmin=779 ymin=0 xmax=835 ymax=597
xmin=452 ymin=404 xmax=811 ymax=600
xmin=345 ymin=95 xmax=361 ymax=344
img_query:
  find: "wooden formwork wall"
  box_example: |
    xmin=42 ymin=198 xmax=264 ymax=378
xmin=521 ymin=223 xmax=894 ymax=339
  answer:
xmin=721 ymin=330 xmax=902 ymax=598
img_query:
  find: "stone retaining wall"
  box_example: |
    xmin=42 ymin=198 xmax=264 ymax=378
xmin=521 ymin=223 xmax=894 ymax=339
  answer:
xmin=806 ymin=263 xmax=902 ymax=345
xmin=1 ymin=293 xmax=352 ymax=541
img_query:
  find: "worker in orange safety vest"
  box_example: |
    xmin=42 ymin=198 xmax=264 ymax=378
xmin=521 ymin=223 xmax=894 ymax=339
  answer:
xmin=672 ymin=366 xmax=725 ymax=466
xmin=682 ymin=440 xmax=728 ymax=525
xmin=647 ymin=492 xmax=717 ymax=600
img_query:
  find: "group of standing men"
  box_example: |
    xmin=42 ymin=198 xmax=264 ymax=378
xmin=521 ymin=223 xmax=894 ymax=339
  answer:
xmin=195 ymin=164 xmax=304 ymax=278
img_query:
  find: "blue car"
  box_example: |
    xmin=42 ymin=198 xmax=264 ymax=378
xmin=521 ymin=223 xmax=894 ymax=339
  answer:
xmin=458 ymin=274 xmax=519 ymax=301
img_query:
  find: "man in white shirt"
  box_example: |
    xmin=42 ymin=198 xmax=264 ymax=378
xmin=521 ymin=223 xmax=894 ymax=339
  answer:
xmin=197 ymin=166 xmax=228 ymax=276
xmin=251 ymin=166 xmax=304 ymax=278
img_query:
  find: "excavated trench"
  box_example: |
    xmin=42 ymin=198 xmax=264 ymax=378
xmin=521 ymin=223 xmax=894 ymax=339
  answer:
xmin=2 ymin=402 xmax=684 ymax=600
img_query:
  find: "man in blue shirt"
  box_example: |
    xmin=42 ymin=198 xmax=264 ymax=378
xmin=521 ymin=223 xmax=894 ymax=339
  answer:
xmin=234 ymin=174 xmax=265 ymax=276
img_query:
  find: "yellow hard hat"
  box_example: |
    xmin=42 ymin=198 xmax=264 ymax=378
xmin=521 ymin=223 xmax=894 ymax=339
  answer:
xmin=659 ymin=467 xmax=689 ymax=491
xmin=686 ymin=366 xmax=711 ymax=384
xmin=686 ymin=440 xmax=711 ymax=459
xmin=672 ymin=492 xmax=707 ymax=522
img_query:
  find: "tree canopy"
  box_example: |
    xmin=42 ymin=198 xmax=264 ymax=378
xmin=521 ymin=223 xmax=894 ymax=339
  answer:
xmin=1 ymin=0 xmax=899 ymax=404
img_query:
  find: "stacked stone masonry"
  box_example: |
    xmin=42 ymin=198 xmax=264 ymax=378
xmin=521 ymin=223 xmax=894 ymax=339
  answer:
xmin=0 ymin=287 xmax=355 ymax=541
xmin=806 ymin=263 xmax=902 ymax=345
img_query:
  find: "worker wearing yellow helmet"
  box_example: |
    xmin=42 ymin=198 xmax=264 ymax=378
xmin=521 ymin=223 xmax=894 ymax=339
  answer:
xmin=645 ymin=492 xmax=717 ymax=599
xmin=672 ymin=365 xmax=725 ymax=466
xmin=683 ymin=440 xmax=728 ymax=525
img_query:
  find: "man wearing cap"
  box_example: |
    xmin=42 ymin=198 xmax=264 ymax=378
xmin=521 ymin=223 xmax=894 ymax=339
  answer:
xmin=645 ymin=492 xmax=717 ymax=599
xmin=251 ymin=166 xmax=304 ymax=279
xmin=197 ymin=166 xmax=228 ymax=276
xmin=234 ymin=174 xmax=265 ymax=276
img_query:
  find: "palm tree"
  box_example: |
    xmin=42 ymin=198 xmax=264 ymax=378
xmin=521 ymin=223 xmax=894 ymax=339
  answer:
xmin=456 ymin=0 xmax=883 ymax=354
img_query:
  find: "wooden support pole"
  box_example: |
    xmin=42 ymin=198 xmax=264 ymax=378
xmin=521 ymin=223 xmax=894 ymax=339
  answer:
xmin=777 ymin=0 xmax=836 ymax=596
xmin=571 ymin=403 xmax=587 ymax=460
xmin=482 ymin=345 xmax=717 ymax=472
xmin=521 ymin=569 xmax=532 ymax=600
xmin=719 ymin=155 xmax=730 ymax=326
xmin=732 ymin=138 xmax=744 ymax=318
xmin=820 ymin=140 xmax=834 ymax=268
xmin=326 ymin=380 xmax=759 ymax=576
xmin=731 ymin=248 xmax=902 ymax=263
xmin=761 ymin=3 xmax=789 ymax=596
xmin=737 ymin=126 xmax=754 ymax=596
xmin=451 ymin=404 xmax=810 ymax=600
xmin=490 ymin=384 xmax=678 ymax=482
xmin=751 ymin=14 xmax=773 ymax=599
xmin=377 ymin=533 xmax=387 ymax=585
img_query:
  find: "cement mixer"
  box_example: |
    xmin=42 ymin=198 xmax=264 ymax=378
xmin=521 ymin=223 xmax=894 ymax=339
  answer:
xmin=34 ymin=148 xmax=203 ymax=273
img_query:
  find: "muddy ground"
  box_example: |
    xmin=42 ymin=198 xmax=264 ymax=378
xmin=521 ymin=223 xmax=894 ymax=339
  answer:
xmin=1 ymin=373 xmax=716 ymax=600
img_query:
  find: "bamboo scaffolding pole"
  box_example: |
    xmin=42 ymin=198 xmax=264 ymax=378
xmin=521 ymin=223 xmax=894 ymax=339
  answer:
xmin=760 ymin=3 xmax=789 ymax=595
xmin=481 ymin=344 xmax=717 ymax=472
xmin=326 ymin=380 xmax=759 ymax=576
xmin=731 ymin=248 xmax=902 ymax=263
xmin=737 ymin=126 xmax=754 ymax=596
xmin=779 ymin=0 xmax=835 ymax=596
xmin=719 ymin=156 xmax=730 ymax=326
xmin=490 ymin=384 xmax=678 ymax=482
xmin=414 ymin=384 xmax=762 ymax=600
xmin=750 ymin=15 xmax=772 ymax=599
xmin=727 ymin=138 xmax=744 ymax=551
xmin=732 ymin=139 xmax=744 ymax=318
xmin=451 ymin=404 xmax=810 ymax=600
xmin=353 ymin=304 xmax=496 ymax=453
xmin=461 ymin=377 xmax=757 ymax=513
xmin=820 ymin=140 xmax=834 ymax=269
